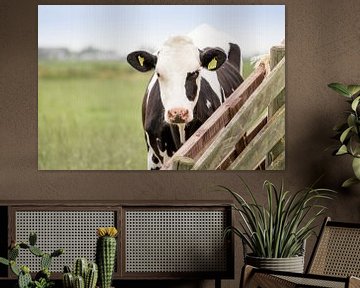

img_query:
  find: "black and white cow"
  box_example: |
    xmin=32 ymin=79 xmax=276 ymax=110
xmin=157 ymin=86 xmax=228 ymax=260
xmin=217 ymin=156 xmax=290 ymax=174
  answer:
xmin=127 ymin=31 xmax=243 ymax=169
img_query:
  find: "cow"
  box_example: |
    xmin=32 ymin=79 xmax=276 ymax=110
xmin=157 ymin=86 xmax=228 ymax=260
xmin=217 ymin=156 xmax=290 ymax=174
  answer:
xmin=127 ymin=29 xmax=244 ymax=170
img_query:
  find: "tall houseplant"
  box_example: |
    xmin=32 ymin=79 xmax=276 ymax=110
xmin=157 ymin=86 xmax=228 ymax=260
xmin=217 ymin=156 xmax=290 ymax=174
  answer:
xmin=222 ymin=179 xmax=334 ymax=272
xmin=328 ymin=83 xmax=360 ymax=187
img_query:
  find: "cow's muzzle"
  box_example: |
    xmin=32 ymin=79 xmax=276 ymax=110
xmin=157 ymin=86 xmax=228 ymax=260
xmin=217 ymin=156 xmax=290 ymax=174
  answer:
xmin=167 ymin=108 xmax=189 ymax=124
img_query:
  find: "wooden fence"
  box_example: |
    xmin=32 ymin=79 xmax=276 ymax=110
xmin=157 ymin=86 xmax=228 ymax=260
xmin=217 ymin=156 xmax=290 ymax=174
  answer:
xmin=161 ymin=46 xmax=285 ymax=170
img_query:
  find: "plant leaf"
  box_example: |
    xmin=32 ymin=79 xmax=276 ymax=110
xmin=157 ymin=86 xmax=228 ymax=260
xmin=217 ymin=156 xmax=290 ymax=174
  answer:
xmin=336 ymin=145 xmax=348 ymax=155
xmin=347 ymin=114 xmax=356 ymax=128
xmin=348 ymin=135 xmax=360 ymax=157
xmin=0 ymin=257 xmax=9 ymax=266
xmin=348 ymin=85 xmax=360 ymax=97
xmin=342 ymin=177 xmax=360 ymax=188
xmin=340 ymin=126 xmax=353 ymax=143
xmin=351 ymin=96 xmax=360 ymax=111
xmin=328 ymin=83 xmax=351 ymax=97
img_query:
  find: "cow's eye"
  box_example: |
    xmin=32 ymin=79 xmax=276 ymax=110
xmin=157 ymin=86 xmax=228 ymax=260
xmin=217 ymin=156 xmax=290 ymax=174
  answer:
xmin=156 ymin=72 xmax=161 ymax=78
xmin=187 ymin=71 xmax=199 ymax=79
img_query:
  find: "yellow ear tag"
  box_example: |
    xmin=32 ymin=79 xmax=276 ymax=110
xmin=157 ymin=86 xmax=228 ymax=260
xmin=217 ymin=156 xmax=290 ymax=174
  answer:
xmin=208 ymin=57 xmax=217 ymax=70
xmin=138 ymin=55 xmax=145 ymax=67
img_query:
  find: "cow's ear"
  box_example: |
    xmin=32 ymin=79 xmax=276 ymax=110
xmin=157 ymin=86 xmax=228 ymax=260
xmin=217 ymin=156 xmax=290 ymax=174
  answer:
xmin=200 ymin=48 xmax=226 ymax=71
xmin=127 ymin=51 xmax=157 ymax=72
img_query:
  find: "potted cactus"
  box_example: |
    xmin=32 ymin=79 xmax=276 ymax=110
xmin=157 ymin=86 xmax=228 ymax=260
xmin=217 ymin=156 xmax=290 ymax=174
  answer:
xmin=328 ymin=82 xmax=360 ymax=187
xmin=0 ymin=232 xmax=64 ymax=288
xmin=62 ymin=258 xmax=98 ymax=288
xmin=96 ymin=227 xmax=118 ymax=288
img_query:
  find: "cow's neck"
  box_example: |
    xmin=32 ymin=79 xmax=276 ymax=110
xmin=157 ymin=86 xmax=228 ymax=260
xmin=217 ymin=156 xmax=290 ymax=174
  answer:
xmin=177 ymin=124 xmax=186 ymax=144
xmin=169 ymin=124 xmax=186 ymax=150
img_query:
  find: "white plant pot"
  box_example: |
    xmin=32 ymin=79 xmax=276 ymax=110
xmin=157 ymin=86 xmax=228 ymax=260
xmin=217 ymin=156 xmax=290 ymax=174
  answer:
xmin=245 ymin=254 xmax=305 ymax=273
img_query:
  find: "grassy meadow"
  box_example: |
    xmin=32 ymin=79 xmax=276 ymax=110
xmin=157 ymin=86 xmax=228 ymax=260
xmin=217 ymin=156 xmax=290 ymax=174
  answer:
xmin=38 ymin=59 xmax=253 ymax=170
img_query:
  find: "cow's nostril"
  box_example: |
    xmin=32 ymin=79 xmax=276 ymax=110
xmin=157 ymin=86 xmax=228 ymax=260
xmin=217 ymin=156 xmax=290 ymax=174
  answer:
xmin=168 ymin=108 xmax=189 ymax=123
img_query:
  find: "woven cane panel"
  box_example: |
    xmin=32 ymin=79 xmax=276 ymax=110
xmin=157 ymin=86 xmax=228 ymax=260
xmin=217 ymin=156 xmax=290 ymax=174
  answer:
xmin=277 ymin=275 xmax=345 ymax=288
xmin=15 ymin=211 xmax=115 ymax=272
xmin=125 ymin=210 xmax=227 ymax=273
xmin=310 ymin=226 xmax=360 ymax=277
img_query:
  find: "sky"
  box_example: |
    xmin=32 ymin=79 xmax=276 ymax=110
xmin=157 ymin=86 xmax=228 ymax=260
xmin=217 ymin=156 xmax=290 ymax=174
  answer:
xmin=38 ymin=5 xmax=285 ymax=57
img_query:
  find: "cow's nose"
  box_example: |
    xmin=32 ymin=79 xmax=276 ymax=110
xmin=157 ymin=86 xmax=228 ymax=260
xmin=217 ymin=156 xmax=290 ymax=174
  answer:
xmin=167 ymin=108 xmax=189 ymax=124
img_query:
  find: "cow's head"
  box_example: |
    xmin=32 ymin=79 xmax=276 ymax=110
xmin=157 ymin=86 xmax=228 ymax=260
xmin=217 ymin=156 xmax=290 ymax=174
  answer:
xmin=127 ymin=36 xmax=226 ymax=124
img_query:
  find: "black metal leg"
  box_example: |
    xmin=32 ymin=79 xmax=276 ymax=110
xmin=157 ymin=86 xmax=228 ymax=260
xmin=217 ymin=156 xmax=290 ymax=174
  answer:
xmin=215 ymin=278 xmax=221 ymax=288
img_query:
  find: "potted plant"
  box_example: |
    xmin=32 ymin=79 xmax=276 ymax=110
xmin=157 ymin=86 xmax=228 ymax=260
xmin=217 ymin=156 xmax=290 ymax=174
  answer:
xmin=221 ymin=179 xmax=334 ymax=273
xmin=0 ymin=232 xmax=64 ymax=288
xmin=328 ymin=83 xmax=360 ymax=187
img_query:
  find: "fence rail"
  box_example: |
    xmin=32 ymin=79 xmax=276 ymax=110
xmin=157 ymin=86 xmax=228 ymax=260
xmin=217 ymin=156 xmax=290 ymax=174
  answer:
xmin=161 ymin=46 xmax=285 ymax=170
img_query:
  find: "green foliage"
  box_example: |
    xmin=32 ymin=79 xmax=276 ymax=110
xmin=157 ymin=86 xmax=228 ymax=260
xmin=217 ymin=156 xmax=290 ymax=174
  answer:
xmin=222 ymin=178 xmax=335 ymax=258
xmin=32 ymin=278 xmax=54 ymax=288
xmin=0 ymin=232 xmax=64 ymax=288
xmin=329 ymin=83 xmax=360 ymax=187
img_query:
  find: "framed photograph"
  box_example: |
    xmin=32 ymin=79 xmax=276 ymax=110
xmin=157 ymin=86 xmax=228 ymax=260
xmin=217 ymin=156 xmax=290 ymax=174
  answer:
xmin=38 ymin=5 xmax=285 ymax=170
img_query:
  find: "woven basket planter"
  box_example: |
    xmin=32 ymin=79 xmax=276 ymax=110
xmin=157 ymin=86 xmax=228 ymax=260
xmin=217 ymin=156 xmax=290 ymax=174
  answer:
xmin=245 ymin=254 xmax=305 ymax=273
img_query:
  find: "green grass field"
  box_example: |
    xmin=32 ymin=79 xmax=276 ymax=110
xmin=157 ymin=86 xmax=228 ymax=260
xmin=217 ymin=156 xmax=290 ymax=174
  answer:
xmin=38 ymin=59 xmax=254 ymax=170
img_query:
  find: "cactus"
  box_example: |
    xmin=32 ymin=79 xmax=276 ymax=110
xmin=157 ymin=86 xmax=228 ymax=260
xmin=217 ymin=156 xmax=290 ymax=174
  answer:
xmin=74 ymin=275 xmax=85 ymax=288
xmin=41 ymin=253 xmax=52 ymax=270
xmin=29 ymin=232 xmax=37 ymax=246
xmin=96 ymin=227 xmax=118 ymax=288
xmin=63 ymin=259 xmax=98 ymax=288
xmin=85 ymin=263 xmax=98 ymax=288
xmin=9 ymin=246 xmax=19 ymax=260
xmin=63 ymin=272 xmax=74 ymax=288
xmin=0 ymin=257 xmax=9 ymax=266
xmin=35 ymin=268 xmax=51 ymax=282
xmin=18 ymin=267 xmax=32 ymax=288
xmin=74 ymin=258 xmax=88 ymax=279
xmin=29 ymin=245 xmax=44 ymax=257
xmin=0 ymin=232 xmax=64 ymax=288
xmin=51 ymin=248 xmax=64 ymax=257
xmin=64 ymin=265 xmax=72 ymax=273
xmin=10 ymin=260 xmax=20 ymax=276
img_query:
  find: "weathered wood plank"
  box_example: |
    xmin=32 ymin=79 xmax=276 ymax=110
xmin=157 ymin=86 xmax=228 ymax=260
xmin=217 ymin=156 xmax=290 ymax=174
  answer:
xmin=171 ymin=156 xmax=195 ymax=170
xmin=161 ymin=64 xmax=266 ymax=170
xmin=267 ymin=138 xmax=285 ymax=164
xmin=268 ymin=46 xmax=285 ymax=118
xmin=193 ymin=57 xmax=285 ymax=170
xmin=228 ymin=106 xmax=285 ymax=170
xmin=217 ymin=117 xmax=267 ymax=170
xmin=267 ymin=150 xmax=285 ymax=170
xmin=267 ymin=45 xmax=286 ymax=168
xmin=270 ymin=45 xmax=285 ymax=70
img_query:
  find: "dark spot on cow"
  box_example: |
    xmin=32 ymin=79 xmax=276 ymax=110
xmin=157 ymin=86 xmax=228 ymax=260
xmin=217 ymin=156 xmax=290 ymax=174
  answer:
xmin=185 ymin=71 xmax=199 ymax=101
xmin=151 ymin=167 xmax=160 ymax=170
xmin=152 ymin=155 xmax=160 ymax=164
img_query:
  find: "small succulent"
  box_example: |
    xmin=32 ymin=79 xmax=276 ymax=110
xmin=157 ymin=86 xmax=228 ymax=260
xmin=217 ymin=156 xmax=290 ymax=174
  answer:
xmin=0 ymin=232 xmax=63 ymax=288
xmin=329 ymin=83 xmax=360 ymax=187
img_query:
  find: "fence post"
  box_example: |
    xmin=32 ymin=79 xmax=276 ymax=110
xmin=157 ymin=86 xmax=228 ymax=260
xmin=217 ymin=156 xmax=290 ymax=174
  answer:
xmin=266 ymin=45 xmax=285 ymax=169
